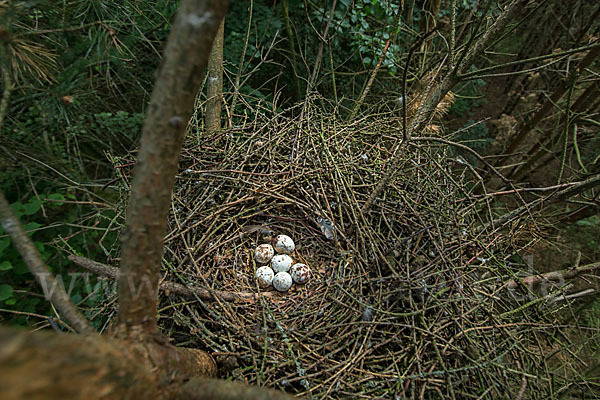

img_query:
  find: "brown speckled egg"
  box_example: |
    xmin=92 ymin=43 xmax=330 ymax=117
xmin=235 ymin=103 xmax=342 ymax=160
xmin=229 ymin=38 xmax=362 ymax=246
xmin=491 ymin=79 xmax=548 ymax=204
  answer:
xmin=271 ymin=254 xmax=293 ymax=273
xmin=290 ymin=263 xmax=311 ymax=284
xmin=255 ymin=266 xmax=274 ymax=288
xmin=272 ymin=271 xmax=293 ymax=292
xmin=254 ymin=244 xmax=274 ymax=264
xmin=273 ymin=235 xmax=295 ymax=254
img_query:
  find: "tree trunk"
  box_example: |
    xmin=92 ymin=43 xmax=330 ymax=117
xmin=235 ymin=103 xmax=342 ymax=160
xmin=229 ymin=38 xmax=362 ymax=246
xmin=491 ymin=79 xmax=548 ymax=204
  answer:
xmin=0 ymin=44 xmax=13 ymax=135
xmin=116 ymin=0 xmax=227 ymax=334
xmin=0 ymin=325 xmax=291 ymax=400
xmin=206 ymin=18 xmax=225 ymax=135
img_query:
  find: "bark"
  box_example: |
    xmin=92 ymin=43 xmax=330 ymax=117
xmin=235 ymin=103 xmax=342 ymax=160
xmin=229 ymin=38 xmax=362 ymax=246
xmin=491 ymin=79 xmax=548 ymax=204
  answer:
xmin=0 ymin=325 xmax=216 ymax=400
xmin=178 ymin=378 xmax=294 ymax=400
xmin=0 ymin=44 xmax=12 ymax=135
xmin=206 ymin=18 xmax=225 ymax=135
xmin=0 ymin=191 xmax=95 ymax=335
xmin=117 ymin=0 xmax=228 ymax=333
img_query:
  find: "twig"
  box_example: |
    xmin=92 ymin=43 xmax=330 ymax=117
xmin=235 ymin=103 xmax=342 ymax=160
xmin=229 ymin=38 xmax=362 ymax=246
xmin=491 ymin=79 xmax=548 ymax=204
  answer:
xmin=482 ymin=174 xmax=600 ymax=232
xmin=472 ymin=182 xmax=578 ymax=198
xmin=306 ymin=0 xmax=337 ymax=91
xmin=457 ymin=42 xmax=600 ymax=80
xmin=361 ymin=0 xmax=529 ymax=216
xmin=409 ymin=136 xmax=509 ymax=183
xmin=229 ymin=0 xmax=253 ymax=119
xmin=0 ymin=44 xmax=13 ymax=135
xmin=69 ymin=255 xmax=278 ymax=303
xmin=501 ymin=45 xmax=600 ymax=158
xmin=348 ymin=9 xmax=403 ymax=121
xmin=547 ymin=289 xmax=595 ymax=305
xmin=504 ymin=262 xmax=600 ymax=290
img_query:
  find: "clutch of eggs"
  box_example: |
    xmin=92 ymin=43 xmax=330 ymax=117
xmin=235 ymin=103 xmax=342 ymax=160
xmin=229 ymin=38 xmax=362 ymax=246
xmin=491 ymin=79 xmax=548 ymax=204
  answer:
xmin=254 ymin=235 xmax=310 ymax=292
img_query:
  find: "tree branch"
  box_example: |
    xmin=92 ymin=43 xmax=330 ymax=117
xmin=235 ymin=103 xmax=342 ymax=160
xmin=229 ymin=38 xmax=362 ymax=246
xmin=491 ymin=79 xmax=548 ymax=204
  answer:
xmin=178 ymin=377 xmax=295 ymax=400
xmin=117 ymin=0 xmax=228 ymax=333
xmin=0 ymin=191 xmax=95 ymax=335
xmin=504 ymin=261 xmax=600 ymax=290
xmin=69 ymin=255 xmax=278 ymax=303
xmin=360 ymin=0 xmax=531 ymax=216
xmin=481 ymin=173 xmax=600 ymax=232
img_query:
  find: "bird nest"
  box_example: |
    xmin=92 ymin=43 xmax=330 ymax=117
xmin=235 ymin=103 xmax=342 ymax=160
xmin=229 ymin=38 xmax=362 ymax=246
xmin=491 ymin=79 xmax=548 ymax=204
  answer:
xmin=151 ymin=98 xmax=576 ymax=398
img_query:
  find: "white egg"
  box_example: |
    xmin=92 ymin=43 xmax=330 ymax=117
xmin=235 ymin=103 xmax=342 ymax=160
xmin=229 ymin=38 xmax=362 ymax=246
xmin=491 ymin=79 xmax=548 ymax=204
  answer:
xmin=255 ymin=266 xmax=274 ymax=288
xmin=254 ymin=244 xmax=274 ymax=264
xmin=271 ymin=254 xmax=293 ymax=273
xmin=272 ymin=272 xmax=293 ymax=292
xmin=273 ymin=234 xmax=295 ymax=254
xmin=290 ymin=263 xmax=311 ymax=284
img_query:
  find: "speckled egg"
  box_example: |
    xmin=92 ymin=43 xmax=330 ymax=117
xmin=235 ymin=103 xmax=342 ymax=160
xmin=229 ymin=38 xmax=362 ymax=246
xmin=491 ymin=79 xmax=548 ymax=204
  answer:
xmin=254 ymin=244 xmax=274 ymax=264
xmin=272 ymin=271 xmax=293 ymax=292
xmin=271 ymin=254 xmax=293 ymax=273
xmin=255 ymin=266 xmax=274 ymax=288
xmin=290 ymin=263 xmax=311 ymax=284
xmin=273 ymin=234 xmax=295 ymax=254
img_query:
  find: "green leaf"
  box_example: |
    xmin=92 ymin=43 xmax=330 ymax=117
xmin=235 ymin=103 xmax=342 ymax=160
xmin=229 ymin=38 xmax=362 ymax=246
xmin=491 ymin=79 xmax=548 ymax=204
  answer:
xmin=14 ymin=260 xmax=29 ymax=275
xmin=23 ymin=222 xmax=42 ymax=236
xmin=46 ymin=193 xmax=65 ymax=206
xmin=23 ymin=198 xmax=42 ymax=215
xmin=35 ymin=241 xmax=45 ymax=253
xmin=10 ymin=201 xmax=25 ymax=218
xmin=0 ymin=284 xmax=13 ymax=301
xmin=0 ymin=261 xmax=12 ymax=271
xmin=4 ymin=298 xmax=16 ymax=305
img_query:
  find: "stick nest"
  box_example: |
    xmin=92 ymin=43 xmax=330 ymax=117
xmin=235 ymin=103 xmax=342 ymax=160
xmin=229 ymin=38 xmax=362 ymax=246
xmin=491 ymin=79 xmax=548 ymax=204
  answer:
xmin=149 ymin=98 xmax=576 ymax=398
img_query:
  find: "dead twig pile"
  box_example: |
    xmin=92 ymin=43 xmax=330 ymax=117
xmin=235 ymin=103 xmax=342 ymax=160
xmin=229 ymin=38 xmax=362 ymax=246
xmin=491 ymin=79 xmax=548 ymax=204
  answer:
xmin=109 ymin=96 xmax=588 ymax=398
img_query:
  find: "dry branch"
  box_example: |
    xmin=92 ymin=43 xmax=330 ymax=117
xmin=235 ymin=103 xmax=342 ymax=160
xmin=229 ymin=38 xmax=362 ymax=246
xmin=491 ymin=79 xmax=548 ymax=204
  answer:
xmin=69 ymin=255 xmax=278 ymax=303
xmin=504 ymin=262 xmax=600 ymax=290
xmin=482 ymin=173 xmax=600 ymax=231
xmin=0 ymin=324 xmax=220 ymax=400
xmin=178 ymin=378 xmax=295 ymax=400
